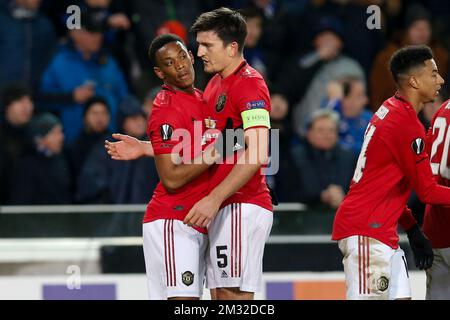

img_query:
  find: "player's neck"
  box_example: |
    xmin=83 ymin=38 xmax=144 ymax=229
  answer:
xmin=165 ymin=83 xmax=195 ymax=95
xmin=219 ymin=57 xmax=245 ymax=79
xmin=397 ymin=89 xmax=423 ymax=114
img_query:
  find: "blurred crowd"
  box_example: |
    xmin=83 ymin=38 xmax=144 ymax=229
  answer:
xmin=1 ymin=0 xmax=449 ymax=214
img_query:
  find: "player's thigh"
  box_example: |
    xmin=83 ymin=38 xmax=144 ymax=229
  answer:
xmin=143 ymin=219 xmax=207 ymax=299
xmin=426 ymin=247 xmax=450 ymax=300
xmin=206 ymin=203 xmax=273 ymax=293
xmin=338 ymin=236 xmax=393 ymax=300
xmin=389 ymin=248 xmax=411 ymax=300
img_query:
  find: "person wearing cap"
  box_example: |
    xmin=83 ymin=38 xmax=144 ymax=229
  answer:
xmin=370 ymin=4 xmax=449 ymax=112
xmin=39 ymin=7 xmax=128 ymax=144
xmin=68 ymin=96 xmax=112 ymax=180
xmin=75 ymin=95 xmax=157 ymax=205
xmin=273 ymin=15 xmax=364 ymax=136
xmin=0 ymin=83 xmax=34 ymax=203
xmin=290 ymin=109 xmax=356 ymax=209
xmin=8 ymin=112 xmax=71 ymax=204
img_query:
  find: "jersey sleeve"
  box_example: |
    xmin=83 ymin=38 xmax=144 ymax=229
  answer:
xmin=232 ymin=78 xmax=271 ymax=130
xmin=398 ymin=206 xmax=417 ymax=231
xmin=380 ymin=115 xmax=450 ymax=205
xmin=147 ymin=106 xmax=185 ymax=155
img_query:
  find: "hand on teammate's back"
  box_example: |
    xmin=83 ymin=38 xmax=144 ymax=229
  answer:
xmin=406 ymin=224 xmax=434 ymax=270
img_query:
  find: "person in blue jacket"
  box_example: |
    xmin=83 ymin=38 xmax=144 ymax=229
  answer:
xmin=327 ymin=77 xmax=372 ymax=156
xmin=40 ymin=8 xmax=128 ymax=144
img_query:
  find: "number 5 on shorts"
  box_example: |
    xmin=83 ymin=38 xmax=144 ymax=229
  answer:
xmin=216 ymin=245 xmax=228 ymax=268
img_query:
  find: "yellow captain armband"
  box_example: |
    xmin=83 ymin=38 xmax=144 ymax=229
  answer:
xmin=241 ymin=108 xmax=271 ymax=130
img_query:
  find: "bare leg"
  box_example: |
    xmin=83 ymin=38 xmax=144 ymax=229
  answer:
xmin=216 ymin=287 xmax=254 ymax=300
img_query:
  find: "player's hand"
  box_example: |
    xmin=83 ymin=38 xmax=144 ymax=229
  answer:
xmin=183 ymin=194 xmax=221 ymax=228
xmin=105 ymin=133 xmax=150 ymax=160
xmin=406 ymin=224 xmax=434 ymax=270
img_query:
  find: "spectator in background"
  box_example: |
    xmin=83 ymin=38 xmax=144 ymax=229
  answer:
xmin=370 ymin=4 xmax=448 ymax=111
xmin=326 ymin=77 xmax=372 ymax=156
xmin=245 ymin=0 xmax=297 ymax=82
xmin=266 ymin=92 xmax=298 ymax=202
xmin=0 ymin=83 xmax=34 ymax=203
xmin=9 ymin=113 xmax=71 ymax=204
xmin=75 ymin=95 xmax=158 ymax=204
xmin=240 ymin=7 xmax=267 ymax=79
xmin=274 ymin=16 xmax=364 ymax=136
xmin=290 ymin=109 xmax=355 ymax=209
xmin=142 ymin=86 xmax=159 ymax=117
xmin=68 ymin=96 xmax=111 ymax=180
xmin=39 ymin=8 xmax=128 ymax=144
xmin=0 ymin=0 xmax=57 ymax=89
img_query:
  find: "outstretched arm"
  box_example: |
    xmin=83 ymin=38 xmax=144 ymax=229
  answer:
xmin=105 ymin=133 xmax=154 ymax=160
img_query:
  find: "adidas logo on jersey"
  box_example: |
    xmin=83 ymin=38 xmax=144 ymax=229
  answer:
xmin=221 ymin=270 xmax=228 ymax=278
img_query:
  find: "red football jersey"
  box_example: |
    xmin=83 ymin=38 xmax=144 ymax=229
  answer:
xmin=143 ymin=85 xmax=208 ymax=234
xmin=424 ymin=99 xmax=450 ymax=248
xmin=332 ymin=94 xmax=450 ymax=249
xmin=203 ymin=61 xmax=272 ymax=212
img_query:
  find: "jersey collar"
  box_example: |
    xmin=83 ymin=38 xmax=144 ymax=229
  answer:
xmin=394 ymin=91 xmax=413 ymax=108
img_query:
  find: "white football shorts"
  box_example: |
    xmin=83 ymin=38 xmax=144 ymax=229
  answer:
xmin=143 ymin=219 xmax=207 ymax=299
xmin=205 ymin=203 xmax=273 ymax=293
xmin=338 ymin=235 xmax=411 ymax=300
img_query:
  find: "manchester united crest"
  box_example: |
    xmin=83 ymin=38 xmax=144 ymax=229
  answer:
xmin=215 ymin=94 xmax=227 ymax=112
xmin=377 ymin=276 xmax=389 ymax=292
xmin=182 ymin=271 xmax=194 ymax=286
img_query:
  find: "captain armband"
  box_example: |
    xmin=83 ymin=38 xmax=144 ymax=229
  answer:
xmin=241 ymin=109 xmax=271 ymax=130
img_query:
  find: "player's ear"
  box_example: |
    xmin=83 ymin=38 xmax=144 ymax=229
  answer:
xmin=188 ymin=50 xmax=195 ymax=65
xmin=228 ymin=41 xmax=238 ymax=57
xmin=409 ymin=76 xmax=419 ymax=89
xmin=154 ymin=66 xmax=165 ymax=80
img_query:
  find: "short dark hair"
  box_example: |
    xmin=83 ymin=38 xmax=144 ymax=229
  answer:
xmin=1 ymin=83 xmax=31 ymax=108
xmin=83 ymin=96 xmax=110 ymax=117
xmin=191 ymin=7 xmax=247 ymax=54
xmin=389 ymin=45 xmax=434 ymax=83
xmin=148 ymin=34 xmax=185 ymax=68
xmin=341 ymin=76 xmax=364 ymax=97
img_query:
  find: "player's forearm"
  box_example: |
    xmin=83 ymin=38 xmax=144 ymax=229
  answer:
xmin=209 ymin=128 xmax=268 ymax=202
xmin=166 ymin=163 xmax=212 ymax=191
xmin=209 ymin=162 xmax=262 ymax=204
xmin=162 ymin=148 xmax=219 ymax=192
